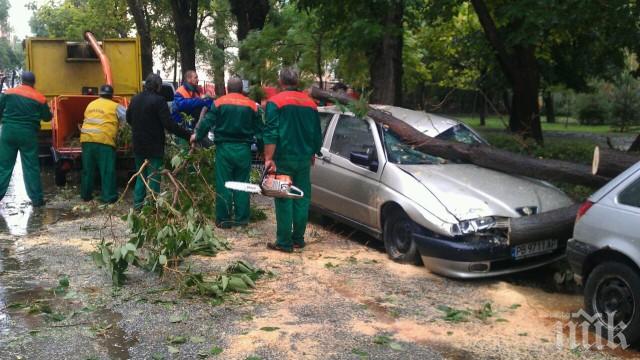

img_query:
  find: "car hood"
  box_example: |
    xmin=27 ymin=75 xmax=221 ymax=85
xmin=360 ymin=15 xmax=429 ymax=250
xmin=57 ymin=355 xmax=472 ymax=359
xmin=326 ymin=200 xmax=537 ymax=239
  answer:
xmin=397 ymin=164 xmax=573 ymax=220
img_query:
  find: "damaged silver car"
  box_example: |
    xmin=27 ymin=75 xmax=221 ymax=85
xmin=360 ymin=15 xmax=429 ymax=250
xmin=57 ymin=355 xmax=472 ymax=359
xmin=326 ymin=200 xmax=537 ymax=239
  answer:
xmin=311 ymin=106 xmax=573 ymax=278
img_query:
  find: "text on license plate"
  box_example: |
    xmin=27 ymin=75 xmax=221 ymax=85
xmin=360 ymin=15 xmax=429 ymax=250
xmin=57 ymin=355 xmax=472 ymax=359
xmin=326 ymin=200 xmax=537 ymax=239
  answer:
xmin=511 ymin=239 xmax=558 ymax=259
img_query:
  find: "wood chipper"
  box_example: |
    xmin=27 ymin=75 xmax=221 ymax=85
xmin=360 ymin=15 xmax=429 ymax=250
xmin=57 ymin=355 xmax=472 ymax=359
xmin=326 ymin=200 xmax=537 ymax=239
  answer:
xmin=24 ymin=32 xmax=142 ymax=185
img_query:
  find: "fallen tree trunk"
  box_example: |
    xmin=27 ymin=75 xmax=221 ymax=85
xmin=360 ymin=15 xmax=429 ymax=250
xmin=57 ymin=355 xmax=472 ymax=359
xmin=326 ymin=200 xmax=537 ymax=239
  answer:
xmin=592 ymin=146 xmax=640 ymax=178
xmin=311 ymin=87 xmax=609 ymax=188
xmin=508 ymin=204 xmax=580 ymax=245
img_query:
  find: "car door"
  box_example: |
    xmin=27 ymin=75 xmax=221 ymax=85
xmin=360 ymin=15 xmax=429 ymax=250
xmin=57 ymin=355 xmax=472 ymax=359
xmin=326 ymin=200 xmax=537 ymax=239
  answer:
xmin=609 ymin=177 xmax=640 ymax=248
xmin=311 ymin=114 xmax=384 ymax=228
xmin=311 ymin=111 xmax=338 ymax=211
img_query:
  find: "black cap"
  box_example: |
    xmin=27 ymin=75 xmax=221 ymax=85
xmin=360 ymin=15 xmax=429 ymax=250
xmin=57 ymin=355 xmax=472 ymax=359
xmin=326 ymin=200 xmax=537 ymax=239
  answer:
xmin=99 ymin=84 xmax=114 ymax=97
xmin=21 ymin=71 xmax=36 ymax=86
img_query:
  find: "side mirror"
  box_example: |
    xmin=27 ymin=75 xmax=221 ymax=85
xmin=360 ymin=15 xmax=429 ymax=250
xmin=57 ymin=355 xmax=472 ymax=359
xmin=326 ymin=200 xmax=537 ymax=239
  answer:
xmin=350 ymin=151 xmax=378 ymax=172
xmin=160 ymin=84 xmax=175 ymax=102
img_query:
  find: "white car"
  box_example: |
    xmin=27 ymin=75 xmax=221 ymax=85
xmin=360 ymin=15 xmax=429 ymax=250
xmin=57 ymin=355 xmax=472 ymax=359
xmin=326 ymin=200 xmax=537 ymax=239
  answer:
xmin=311 ymin=106 xmax=574 ymax=278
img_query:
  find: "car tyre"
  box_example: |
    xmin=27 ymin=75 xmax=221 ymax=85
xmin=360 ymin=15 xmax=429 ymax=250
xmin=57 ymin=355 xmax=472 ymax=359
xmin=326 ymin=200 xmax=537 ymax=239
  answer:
xmin=383 ymin=210 xmax=421 ymax=265
xmin=584 ymin=262 xmax=640 ymax=345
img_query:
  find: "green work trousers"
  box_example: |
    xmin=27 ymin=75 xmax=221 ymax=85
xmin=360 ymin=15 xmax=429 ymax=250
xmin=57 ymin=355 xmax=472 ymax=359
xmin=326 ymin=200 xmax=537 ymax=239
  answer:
xmin=274 ymin=159 xmax=312 ymax=251
xmin=0 ymin=125 xmax=44 ymax=206
xmin=215 ymin=142 xmax=252 ymax=227
xmin=81 ymin=142 xmax=117 ymax=203
xmin=133 ymin=155 xmax=163 ymax=209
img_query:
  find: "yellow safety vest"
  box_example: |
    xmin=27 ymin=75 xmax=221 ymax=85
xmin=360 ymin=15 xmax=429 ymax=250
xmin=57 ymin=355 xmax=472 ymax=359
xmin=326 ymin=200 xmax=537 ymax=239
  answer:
xmin=80 ymin=97 xmax=119 ymax=147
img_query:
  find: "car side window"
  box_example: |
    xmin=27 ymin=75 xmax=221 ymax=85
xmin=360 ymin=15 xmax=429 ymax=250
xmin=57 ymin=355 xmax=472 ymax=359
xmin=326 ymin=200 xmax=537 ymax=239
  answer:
xmin=318 ymin=112 xmax=333 ymax=138
xmin=619 ymin=178 xmax=640 ymax=208
xmin=330 ymin=115 xmax=376 ymax=159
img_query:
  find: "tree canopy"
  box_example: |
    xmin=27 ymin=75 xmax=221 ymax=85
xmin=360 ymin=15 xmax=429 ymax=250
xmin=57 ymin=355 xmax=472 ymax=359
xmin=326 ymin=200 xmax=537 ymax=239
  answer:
xmin=21 ymin=0 xmax=640 ymax=143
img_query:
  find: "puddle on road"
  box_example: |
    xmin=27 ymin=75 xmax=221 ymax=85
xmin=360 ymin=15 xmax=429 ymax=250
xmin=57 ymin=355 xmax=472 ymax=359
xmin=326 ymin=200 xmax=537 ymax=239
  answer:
xmin=0 ymin=157 xmax=138 ymax=358
xmin=93 ymin=308 xmax=139 ymax=360
xmin=0 ymin=155 xmax=76 ymax=236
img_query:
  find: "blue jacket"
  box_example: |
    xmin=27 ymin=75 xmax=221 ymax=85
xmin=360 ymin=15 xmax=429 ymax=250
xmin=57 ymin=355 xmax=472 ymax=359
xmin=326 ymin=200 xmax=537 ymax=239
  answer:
xmin=171 ymin=83 xmax=213 ymax=129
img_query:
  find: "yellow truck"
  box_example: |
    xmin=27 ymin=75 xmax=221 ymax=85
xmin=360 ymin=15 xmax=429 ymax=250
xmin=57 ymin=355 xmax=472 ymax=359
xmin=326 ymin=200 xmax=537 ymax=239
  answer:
xmin=25 ymin=32 xmax=142 ymax=185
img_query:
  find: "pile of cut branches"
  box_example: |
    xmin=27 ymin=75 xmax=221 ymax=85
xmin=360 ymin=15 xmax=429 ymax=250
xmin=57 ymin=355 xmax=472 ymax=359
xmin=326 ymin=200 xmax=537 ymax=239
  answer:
xmin=92 ymin=143 xmax=267 ymax=300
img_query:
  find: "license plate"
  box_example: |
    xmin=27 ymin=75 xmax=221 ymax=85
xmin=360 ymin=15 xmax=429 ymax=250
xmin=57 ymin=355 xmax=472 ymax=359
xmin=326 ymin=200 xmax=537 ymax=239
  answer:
xmin=511 ymin=239 xmax=558 ymax=259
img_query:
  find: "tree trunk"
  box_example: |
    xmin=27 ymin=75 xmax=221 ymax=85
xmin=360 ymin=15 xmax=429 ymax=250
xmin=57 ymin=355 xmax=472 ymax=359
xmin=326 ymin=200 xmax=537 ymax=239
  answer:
xmin=315 ymin=34 xmax=324 ymax=89
xmin=229 ymin=0 xmax=270 ymax=41
xmin=229 ymin=0 xmax=270 ymax=62
xmin=592 ymin=146 xmax=640 ymax=177
xmin=478 ymin=89 xmax=487 ymax=126
xmin=368 ymin=0 xmax=403 ymax=106
xmin=508 ymin=204 xmax=580 ymax=245
xmin=470 ymin=0 xmax=543 ymax=144
xmin=502 ymin=90 xmax=511 ymax=114
xmin=127 ymin=0 xmax=153 ymax=78
xmin=544 ymin=91 xmax=556 ymax=123
xmin=169 ymin=0 xmax=199 ymax=73
xmin=311 ymin=87 xmax=609 ymax=188
xmin=629 ymin=134 xmax=640 ymax=152
xmin=173 ymin=50 xmax=178 ymax=85
xmin=507 ymin=47 xmax=542 ymax=142
xmin=213 ymin=37 xmax=226 ymax=97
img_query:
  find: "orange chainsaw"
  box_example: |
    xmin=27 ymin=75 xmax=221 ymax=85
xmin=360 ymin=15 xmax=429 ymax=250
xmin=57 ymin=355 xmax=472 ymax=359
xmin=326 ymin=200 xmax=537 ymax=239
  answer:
xmin=225 ymin=171 xmax=304 ymax=199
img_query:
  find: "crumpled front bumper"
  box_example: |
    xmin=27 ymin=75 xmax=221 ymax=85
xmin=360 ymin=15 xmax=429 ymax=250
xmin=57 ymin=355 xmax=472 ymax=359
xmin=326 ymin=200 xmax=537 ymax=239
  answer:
xmin=414 ymin=231 xmax=567 ymax=279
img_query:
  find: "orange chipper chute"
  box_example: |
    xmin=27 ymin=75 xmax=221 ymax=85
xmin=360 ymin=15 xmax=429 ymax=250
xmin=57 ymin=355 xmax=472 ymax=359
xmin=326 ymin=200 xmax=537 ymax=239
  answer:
xmin=84 ymin=31 xmax=113 ymax=86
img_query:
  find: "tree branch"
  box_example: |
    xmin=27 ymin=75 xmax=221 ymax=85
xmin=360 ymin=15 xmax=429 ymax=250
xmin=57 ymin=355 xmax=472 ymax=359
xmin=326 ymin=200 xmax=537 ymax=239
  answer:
xmin=469 ymin=0 xmax=516 ymax=81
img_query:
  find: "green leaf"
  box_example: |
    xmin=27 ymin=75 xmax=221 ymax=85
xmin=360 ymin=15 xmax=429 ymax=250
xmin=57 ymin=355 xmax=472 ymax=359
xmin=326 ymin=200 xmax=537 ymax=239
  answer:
xmin=389 ymin=342 xmax=403 ymax=351
xmin=373 ymin=335 xmax=392 ymax=345
xmin=169 ymin=315 xmax=184 ymax=323
xmin=151 ymin=353 xmax=165 ymax=360
xmin=190 ymin=336 xmax=205 ymax=344
xmin=158 ymin=255 xmax=167 ymax=266
xmin=58 ymin=276 xmax=70 ymax=288
xmin=168 ymin=345 xmax=180 ymax=354
xmin=210 ymin=346 xmax=224 ymax=355
xmin=7 ymin=302 xmax=27 ymax=309
xmin=351 ymin=348 xmax=368 ymax=358
xmin=259 ymin=326 xmax=280 ymax=332
xmin=168 ymin=335 xmax=187 ymax=344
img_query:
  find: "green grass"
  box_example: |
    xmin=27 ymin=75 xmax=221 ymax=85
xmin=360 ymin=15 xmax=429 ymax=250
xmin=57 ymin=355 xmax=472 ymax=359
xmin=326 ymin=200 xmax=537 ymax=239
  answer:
xmin=457 ymin=115 xmax=618 ymax=134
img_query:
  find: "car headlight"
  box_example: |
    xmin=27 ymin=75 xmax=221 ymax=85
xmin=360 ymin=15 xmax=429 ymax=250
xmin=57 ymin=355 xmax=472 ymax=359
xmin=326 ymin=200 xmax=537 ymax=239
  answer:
xmin=450 ymin=216 xmax=496 ymax=235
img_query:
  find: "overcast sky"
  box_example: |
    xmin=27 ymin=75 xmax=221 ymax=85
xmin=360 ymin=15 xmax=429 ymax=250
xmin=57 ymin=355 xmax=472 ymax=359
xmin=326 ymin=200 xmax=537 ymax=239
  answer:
xmin=9 ymin=0 xmax=44 ymax=39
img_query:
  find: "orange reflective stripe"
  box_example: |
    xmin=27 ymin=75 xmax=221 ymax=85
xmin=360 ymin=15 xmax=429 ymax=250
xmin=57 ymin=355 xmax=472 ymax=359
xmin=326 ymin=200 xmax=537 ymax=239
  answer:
xmin=269 ymin=91 xmax=317 ymax=110
xmin=214 ymin=93 xmax=257 ymax=112
xmin=175 ymin=86 xmax=194 ymax=98
xmin=5 ymin=85 xmax=47 ymax=104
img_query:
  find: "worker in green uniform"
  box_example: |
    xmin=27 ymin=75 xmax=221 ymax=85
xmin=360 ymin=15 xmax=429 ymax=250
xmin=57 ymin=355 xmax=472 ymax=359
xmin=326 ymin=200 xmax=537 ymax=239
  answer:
xmin=80 ymin=84 xmax=126 ymax=203
xmin=190 ymin=77 xmax=262 ymax=228
xmin=0 ymin=71 xmax=52 ymax=207
xmin=263 ymin=68 xmax=322 ymax=252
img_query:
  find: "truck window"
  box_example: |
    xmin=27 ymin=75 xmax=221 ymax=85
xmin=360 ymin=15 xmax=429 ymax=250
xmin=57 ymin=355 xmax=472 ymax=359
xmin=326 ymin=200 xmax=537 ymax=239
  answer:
xmin=619 ymin=178 xmax=640 ymax=208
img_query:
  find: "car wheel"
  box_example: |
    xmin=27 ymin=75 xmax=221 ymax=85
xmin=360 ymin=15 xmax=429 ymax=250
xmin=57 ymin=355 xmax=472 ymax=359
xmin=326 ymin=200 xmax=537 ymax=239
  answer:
xmin=383 ymin=211 xmax=421 ymax=265
xmin=584 ymin=262 xmax=640 ymax=345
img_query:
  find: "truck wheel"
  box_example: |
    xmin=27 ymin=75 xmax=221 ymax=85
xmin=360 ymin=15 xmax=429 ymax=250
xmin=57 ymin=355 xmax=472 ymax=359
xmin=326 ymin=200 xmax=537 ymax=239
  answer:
xmin=584 ymin=262 xmax=640 ymax=345
xmin=383 ymin=211 xmax=421 ymax=265
xmin=54 ymin=167 xmax=67 ymax=187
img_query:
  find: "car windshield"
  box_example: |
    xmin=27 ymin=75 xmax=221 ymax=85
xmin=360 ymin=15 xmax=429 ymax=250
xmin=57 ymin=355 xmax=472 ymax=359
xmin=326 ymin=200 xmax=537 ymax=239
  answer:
xmin=435 ymin=124 xmax=485 ymax=145
xmin=383 ymin=124 xmax=484 ymax=165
